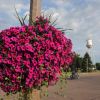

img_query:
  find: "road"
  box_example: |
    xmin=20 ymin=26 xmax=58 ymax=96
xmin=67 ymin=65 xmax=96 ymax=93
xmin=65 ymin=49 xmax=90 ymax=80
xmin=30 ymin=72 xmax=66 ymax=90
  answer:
xmin=42 ymin=72 xmax=100 ymax=100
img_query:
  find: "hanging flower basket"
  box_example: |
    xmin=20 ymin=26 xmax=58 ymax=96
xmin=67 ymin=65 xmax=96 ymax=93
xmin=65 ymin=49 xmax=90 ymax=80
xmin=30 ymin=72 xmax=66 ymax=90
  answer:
xmin=0 ymin=16 xmax=73 ymax=100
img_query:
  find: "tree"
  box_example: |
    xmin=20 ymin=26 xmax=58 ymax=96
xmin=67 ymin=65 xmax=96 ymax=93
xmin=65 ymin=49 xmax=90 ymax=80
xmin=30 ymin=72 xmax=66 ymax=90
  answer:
xmin=81 ymin=52 xmax=93 ymax=72
xmin=96 ymin=63 xmax=100 ymax=70
xmin=70 ymin=54 xmax=83 ymax=71
xmin=75 ymin=55 xmax=83 ymax=70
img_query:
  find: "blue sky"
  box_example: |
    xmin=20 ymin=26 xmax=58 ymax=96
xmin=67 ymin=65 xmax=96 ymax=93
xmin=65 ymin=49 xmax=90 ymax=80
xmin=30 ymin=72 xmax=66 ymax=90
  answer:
xmin=0 ymin=0 xmax=100 ymax=63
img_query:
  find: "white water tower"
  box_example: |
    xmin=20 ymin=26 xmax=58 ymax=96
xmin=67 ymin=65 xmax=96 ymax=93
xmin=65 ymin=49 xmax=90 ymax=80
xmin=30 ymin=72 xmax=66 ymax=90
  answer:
xmin=86 ymin=39 xmax=93 ymax=49
xmin=86 ymin=38 xmax=96 ymax=71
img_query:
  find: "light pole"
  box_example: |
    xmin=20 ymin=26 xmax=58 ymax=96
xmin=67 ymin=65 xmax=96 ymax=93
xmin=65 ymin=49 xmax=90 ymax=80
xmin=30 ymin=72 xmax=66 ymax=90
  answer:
xmin=29 ymin=0 xmax=41 ymax=24
xmin=29 ymin=0 xmax=67 ymax=24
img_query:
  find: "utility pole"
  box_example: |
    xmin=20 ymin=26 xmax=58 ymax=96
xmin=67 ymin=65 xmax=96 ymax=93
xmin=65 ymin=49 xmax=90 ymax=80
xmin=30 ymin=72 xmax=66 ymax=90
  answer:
xmin=29 ymin=0 xmax=41 ymax=25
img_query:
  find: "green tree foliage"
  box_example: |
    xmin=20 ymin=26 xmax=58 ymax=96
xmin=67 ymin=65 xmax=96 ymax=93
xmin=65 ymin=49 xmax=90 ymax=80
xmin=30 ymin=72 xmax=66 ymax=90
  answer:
xmin=75 ymin=55 xmax=83 ymax=69
xmin=81 ymin=52 xmax=93 ymax=72
xmin=96 ymin=63 xmax=100 ymax=70
xmin=70 ymin=54 xmax=83 ymax=71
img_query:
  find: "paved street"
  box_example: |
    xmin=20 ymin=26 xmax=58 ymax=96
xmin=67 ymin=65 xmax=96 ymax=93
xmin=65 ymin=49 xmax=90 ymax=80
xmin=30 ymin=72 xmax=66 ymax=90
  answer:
xmin=42 ymin=72 xmax=100 ymax=100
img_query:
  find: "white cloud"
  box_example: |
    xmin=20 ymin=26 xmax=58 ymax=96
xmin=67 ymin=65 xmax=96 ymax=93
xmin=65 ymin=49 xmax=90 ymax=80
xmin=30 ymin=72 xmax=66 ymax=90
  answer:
xmin=0 ymin=0 xmax=29 ymax=29
xmin=43 ymin=0 xmax=100 ymax=62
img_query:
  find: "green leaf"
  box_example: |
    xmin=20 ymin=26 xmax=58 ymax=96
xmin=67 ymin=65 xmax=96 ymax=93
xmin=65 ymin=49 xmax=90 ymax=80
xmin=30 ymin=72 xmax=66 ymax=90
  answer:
xmin=5 ymin=77 xmax=9 ymax=81
xmin=17 ymin=76 xmax=22 ymax=80
xmin=42 ymin=81 xmax=48 ymax=86
xmin=14 ymin=7 xmax=27 ymax=26
xmin=40 ymin=64 xmax=44 ymax=67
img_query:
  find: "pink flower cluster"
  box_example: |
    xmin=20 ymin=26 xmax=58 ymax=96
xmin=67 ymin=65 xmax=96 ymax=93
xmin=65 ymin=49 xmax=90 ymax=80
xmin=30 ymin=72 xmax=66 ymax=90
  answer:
xmin=0 ymin=16 xmax=73 ymax=94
